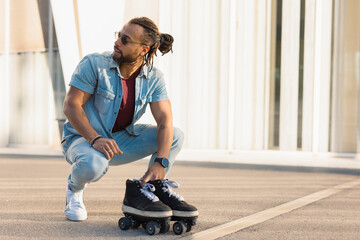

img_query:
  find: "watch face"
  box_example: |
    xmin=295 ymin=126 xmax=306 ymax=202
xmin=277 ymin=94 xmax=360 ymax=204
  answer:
xmin=155 ymin=158 xmax=169 ymax=168
xmin=162 ymin=158 xmax=169 ymax=167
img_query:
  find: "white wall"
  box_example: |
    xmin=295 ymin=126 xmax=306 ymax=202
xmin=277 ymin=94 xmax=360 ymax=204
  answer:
xmin=3 ymin=0 xmax=359 ymax=157
xmin=156 ymin=0 xmax=274 ymax=151
xmin=77 ymin=0 xmax=125 ymax=57
xmin=49 ymin=0 xmax=355 ymax=153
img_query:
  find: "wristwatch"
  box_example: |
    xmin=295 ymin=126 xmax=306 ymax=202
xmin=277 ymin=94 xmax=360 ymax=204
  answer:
xmin=154 ymin=158 xmax=169 ymax=168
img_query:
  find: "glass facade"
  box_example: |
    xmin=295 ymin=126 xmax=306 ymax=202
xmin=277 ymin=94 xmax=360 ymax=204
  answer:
xmin=331 ymin=0 xmax=360 ymax=153
xmin=1 ymin=0 xmax=359 ymax=155
xmin=37 ymin=0 xmax=66 ymax=137
xmin=1 ymin=0 xmax=65 ymax=146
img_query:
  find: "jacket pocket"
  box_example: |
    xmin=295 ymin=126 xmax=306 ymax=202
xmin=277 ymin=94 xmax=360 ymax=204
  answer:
xmin=94 ymin=87 xmax=115 ymax=114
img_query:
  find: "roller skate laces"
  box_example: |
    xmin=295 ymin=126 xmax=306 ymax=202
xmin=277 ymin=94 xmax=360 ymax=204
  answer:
xmin=161 ymin=180 xmax=185 ymax=201
xmin=135 ymin=180 xmax=159 ymax=203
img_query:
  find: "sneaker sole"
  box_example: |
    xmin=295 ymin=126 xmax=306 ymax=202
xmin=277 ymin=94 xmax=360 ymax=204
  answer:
xmin=65 ymin=211 xmax=87 ymax=221
xmin=172 ymin=210 xmax=199 ymax=218
xmin=122 ymin=205 xmax=172 ymax=218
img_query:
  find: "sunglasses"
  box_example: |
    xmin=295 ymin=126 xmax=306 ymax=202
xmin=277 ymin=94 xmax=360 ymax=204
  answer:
xmin=114 ymin=31 xmax=147 ymax=46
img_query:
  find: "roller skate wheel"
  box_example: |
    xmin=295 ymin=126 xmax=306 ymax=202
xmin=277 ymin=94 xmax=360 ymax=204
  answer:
xmin=131 ymin=219 xmax=140 ymax=229
xmin=187 ymin=219 xmax=196 ymax=232
xmin=160 ymin=220 xmax=170 ymax=233
xmin=186 ymin=222 xmax=192 ymax=232
xmin=118 ymin=217 xmax=131 ymax=230
xmin=146 ymin=221 xmax=161 ymax=235
xmin=173 ymin=221 xmax=186 ymax=235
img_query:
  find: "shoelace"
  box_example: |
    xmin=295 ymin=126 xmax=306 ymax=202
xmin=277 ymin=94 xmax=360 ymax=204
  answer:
xmin=133 ymin=179 xmax=159 ymax=202
xmin=162 ymin=180 xmax=185 ymax=201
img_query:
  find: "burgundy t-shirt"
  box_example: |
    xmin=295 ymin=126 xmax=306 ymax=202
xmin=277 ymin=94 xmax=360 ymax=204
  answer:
xmin=112 ymin=68 xmax=141 ymax=132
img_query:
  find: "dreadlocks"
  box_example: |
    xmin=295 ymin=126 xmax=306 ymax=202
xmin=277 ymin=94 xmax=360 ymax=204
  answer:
xmin=129 ymin=17 xmax=174 ymax=70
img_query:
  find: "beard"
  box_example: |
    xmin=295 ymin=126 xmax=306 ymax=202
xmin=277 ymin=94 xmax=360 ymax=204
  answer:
xmin=113 ymin=48 xmax=140 ymax=65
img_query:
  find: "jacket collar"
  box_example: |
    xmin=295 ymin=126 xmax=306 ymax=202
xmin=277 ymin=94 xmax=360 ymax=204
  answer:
xmin=108 ymin=52 xmax=149 ymax=79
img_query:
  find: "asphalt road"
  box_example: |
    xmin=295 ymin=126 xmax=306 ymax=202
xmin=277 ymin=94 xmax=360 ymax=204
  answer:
xmin=0 ymin=156 xmax=359 ymax=239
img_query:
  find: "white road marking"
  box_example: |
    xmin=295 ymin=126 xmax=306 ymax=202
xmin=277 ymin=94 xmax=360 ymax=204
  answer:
xmin=183 ymin=179 xmax=360 ymax=240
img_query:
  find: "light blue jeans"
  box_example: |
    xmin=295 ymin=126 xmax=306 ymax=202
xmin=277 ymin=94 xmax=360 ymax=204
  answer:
xmin=64 ymin=124 xmax=184 ymax=192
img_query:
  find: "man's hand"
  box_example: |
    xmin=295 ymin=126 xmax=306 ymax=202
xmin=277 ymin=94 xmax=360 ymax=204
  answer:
xmin=140 ymin=162 xmax=166 ymax=187
xmin=92 ymin=138 xmax=123 ymax=160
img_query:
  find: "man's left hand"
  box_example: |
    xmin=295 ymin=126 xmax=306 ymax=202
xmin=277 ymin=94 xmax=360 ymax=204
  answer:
xmin=140 ymin=162 xmax=166 ymax=187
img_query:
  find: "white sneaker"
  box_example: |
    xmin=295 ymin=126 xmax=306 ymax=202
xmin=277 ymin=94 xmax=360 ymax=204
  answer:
xmin=65 ymin=185 xmax=87 ymax=221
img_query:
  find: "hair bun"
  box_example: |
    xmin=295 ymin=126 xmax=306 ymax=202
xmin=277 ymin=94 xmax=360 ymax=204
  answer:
xmin=159 ymin=33 xmax=174 ymax=55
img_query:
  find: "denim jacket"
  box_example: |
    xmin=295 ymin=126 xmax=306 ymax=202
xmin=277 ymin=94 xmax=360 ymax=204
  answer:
xmin=61 ymin=52 xmax=169 ymax=153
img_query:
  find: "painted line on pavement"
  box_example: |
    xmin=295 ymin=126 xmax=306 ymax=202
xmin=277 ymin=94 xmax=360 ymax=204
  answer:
xmin=183 ymin=179 xmax=360 ymax=240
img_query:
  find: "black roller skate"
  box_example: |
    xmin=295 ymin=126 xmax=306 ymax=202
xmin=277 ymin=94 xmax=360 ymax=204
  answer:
xmin=118 ymin=179 xmax=172 ymax=235
xmin=149 ymin=180 xmax=199 ymax=235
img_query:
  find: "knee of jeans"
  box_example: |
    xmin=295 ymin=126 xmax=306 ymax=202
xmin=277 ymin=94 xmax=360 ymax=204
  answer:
xmin=173 ymin=127 xmax=184 ymax=147
xmin=76 ymin=154 xmax=109 ymax=182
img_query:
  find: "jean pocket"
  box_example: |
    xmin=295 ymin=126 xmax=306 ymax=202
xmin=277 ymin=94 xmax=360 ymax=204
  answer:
xmin=94 ymin=87 xmax=115 ymax=114
xmin=61 ymin=138 xmax=71 ymax=164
